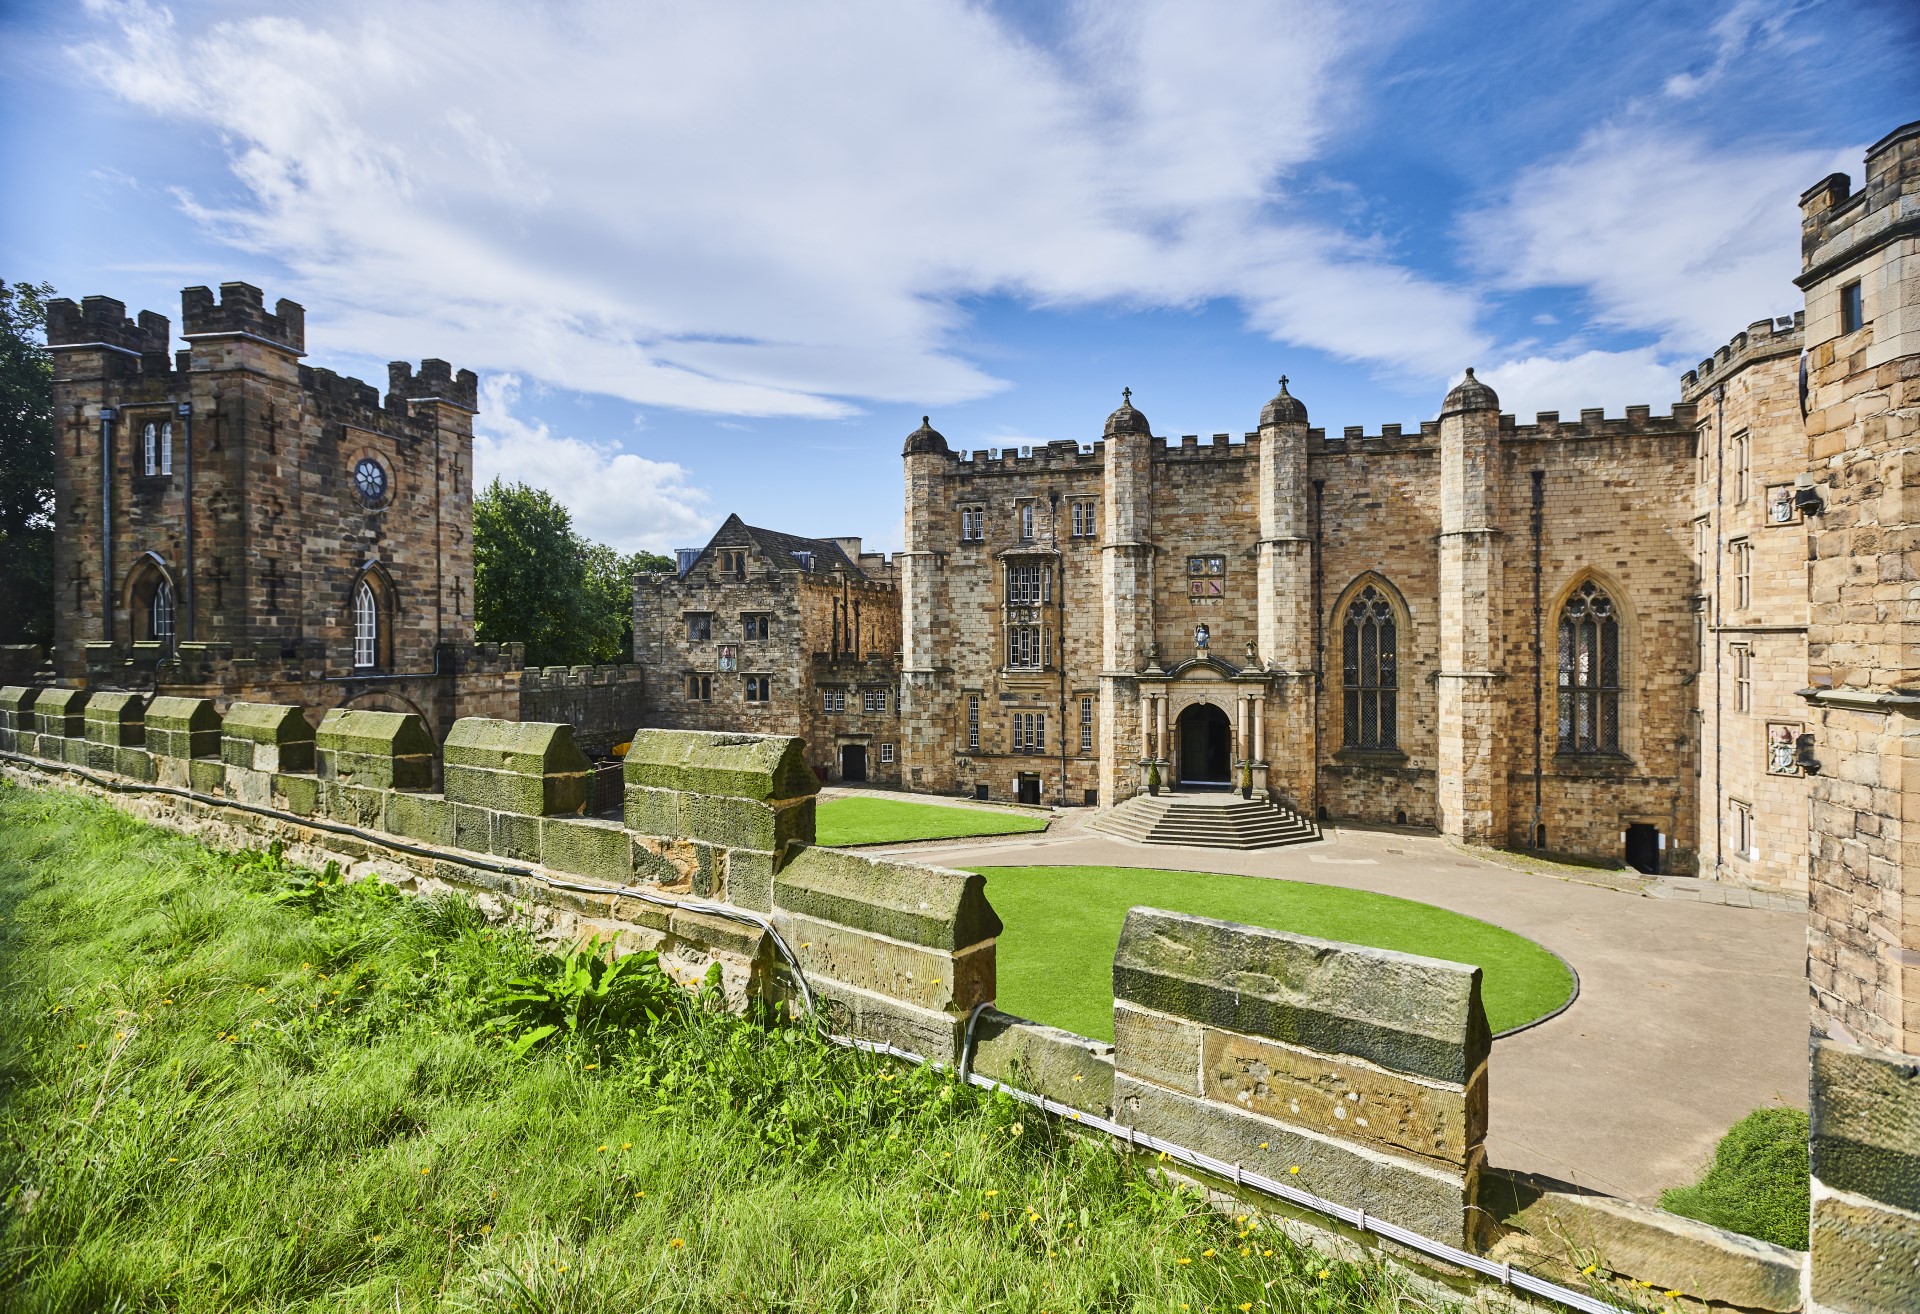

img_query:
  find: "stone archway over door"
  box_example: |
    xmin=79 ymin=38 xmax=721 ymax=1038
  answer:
xmin=1176 ymin=703 xmax=1232 ymax=786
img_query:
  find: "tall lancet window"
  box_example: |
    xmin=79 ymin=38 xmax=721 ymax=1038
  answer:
xmin=1558 ymin=581 xmax=1620 ymax=753
xmin=1341 ymin=585 xmax=1397 ymax=750
xmin=150 ymin=580 xmax=175 ymax=648
xmin=353 ymin=580 xmax=378 ymax=670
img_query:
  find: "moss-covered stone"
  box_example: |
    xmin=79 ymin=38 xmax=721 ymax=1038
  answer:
xmin=324 ymin=781 xmax=388 ymax=829
xmin=1810 ymin=1192 xmax=1920 ymax=1314
xmin=146 ymin=696 xmax=221 ymax=759
xmin=274 ymin=773 xmax=321 ymax=817
xmin=451 ymin=802 xmax=493 ymax=854
xmin=316 ymin=709 xmax=434 ymax=789
xmin=222 ymin=703 xmax=316 ymax=772
xmin=189 ymin=758 xmax=224 ymax=794
xmin=443 ymin=718 xmax=590 ymax=817
xmin=973 ymin=1009 xmax=1115 ymax=1115
xmin=1811 ymin=1036 xmax=1920 ymax=1214
xmin=622 ymin=728 xmax=817 ymax=803
xmin=83 ymin=691 xmax=146 ymax=747
xmin=1112 ymin=908 xmax=1489 ymax=1086
xmin=623 ymin=785 xmax=812 ymax=852
xmin=727 ymin=848 xmax=775 ymax=912
xmin=774 ymin=845 xmax=1002 ymax=952
xmin=491 ymin=811 xmax=542 ymax=864
xmin=773 ymin=909 xmax=987 ymax=1013
xmin=0 ymin=686 xmax=38 ymax=752
xmin=34 ymin=687 xmax=88 ymax=738
xmin=386 ymin=792 xmax=453 ymax=846
xmin=541 ymin=816 xmax=632 ymax=882
xmin=115 ymin=747 xmax=154 ymax=782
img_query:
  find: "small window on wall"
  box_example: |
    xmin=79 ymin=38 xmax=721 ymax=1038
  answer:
xmin=1012 ymin=712 xmax=1045 ymax=754
xmin=687 ymin=674 xmax=712 ymax=702
xmin=744 ymin=675 xmax=771 ymax=702
xmin=967 ymin=694 xmax=980 ymax=752
xmin=150 ymin=580 xmax=176 ymax=648
xmin=863 ymin=689 xmax=887 ymax=713
xmin=1080 ymin=696 xmax=1093 ymax=751
xmin=1071 ymin=501 xmax=1097 ymax=538
xmin=1732 ymin=431 xmax=1750 ymax=504
xmin=1019 ymin=503 xmax=1036 ymax=540
xmin=743 ymin=613 xmax=769 ymax=641
xmin=1732 ymin=539 xmax=1753 ymax=610
xmin=960 ymin=507 xmax=985 ymax=542
xmin=880 ymin=744 xmax=894 ymax=765
xmin=353 ymin=580 xmax=378 ymax=669
xmin=1187 ymin=555 xmax=1225 ymax=598
xmin=142 ymin=422 xmax=172 ymax=476
xmin=1729 ymin=799 xmax=1754 ymax=861
xmin=1734 ymin=644 xmax=1752 ymax=712
xmin=717 ymin=549 xmax=747 ymax=579
xmin=1840 ymin=280 xmax=1864 ymax=334
xmin=687 ymin=613 xmax=712 ymax=642
xmin=823 ymin=689 xmax=845 ymax=714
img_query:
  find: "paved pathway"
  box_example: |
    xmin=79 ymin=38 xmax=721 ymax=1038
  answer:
xmin=856 ymin=805 xmax=1806 ymax=1204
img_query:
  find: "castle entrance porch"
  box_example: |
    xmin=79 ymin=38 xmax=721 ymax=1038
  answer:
xmin=1175 ymin=703 xmax=1232 ymax=787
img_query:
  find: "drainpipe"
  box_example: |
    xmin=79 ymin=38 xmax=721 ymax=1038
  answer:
xmin=1713 ymin=383 xmax=1726 ymax=875
xmin=1311 ymin=479 xmax=1324 ymax=815
xmin=100 ymin=407 xmax=115 ymax=642
xmin=178 ymin=402 xmax=194 ymax=641
xmin=1531 ymin=470 xmax=1544 ymax=847
xmin=1051 ymin=490 xmax=1067 ymax=806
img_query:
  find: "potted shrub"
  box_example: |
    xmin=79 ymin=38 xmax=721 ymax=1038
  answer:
xmin=1146 ymin=761 xmax=1161 ymax=797
xmin=1239 ymin=761 xmax=1253 ymax=800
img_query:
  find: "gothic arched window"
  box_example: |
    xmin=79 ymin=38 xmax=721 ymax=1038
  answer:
xmin=1558 ymin=581 xmax=1620 ymax=753
xmin=1342 ymin=584 xmax=1397 ymax=750
xmin=353 ymin=579 xmax=379 ymax=669
xmin=150 ymin=580 xmax=175 ymax=648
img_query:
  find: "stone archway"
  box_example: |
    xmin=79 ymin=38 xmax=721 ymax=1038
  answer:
xmin=1175 ymin=703 xmax=1232 ymax=786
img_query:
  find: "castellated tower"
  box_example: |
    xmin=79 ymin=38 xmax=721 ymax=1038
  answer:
xmin=898 ymin=417 xmax=954 ymax=789
xmin=1254 ymin=379 xmax=1315 ymax=811
xmin=1435 ymin=369 xmax=1508 ymax=845
xmin=44 ymin=281 xmax=518 ymax=735
xmin=1098 ymin=393 xmax=1156 ymax=802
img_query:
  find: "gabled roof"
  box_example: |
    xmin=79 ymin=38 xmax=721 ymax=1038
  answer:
xmin=693 ymin=513 xmax=866 ymax=578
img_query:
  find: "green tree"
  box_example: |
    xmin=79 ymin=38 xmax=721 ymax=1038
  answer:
xmin=0 ymin=279 xmax=55 ymax=647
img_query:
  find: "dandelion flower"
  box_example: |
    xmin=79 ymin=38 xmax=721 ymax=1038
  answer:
xmin=1259 ymin=1142 xmax=1268 ymax=1150
xmin=167 ymin=1157 xmax=178 ymax=1162
xmin=116 ymin=1031 xmax=128 ymax=1039
xmin=1581 ymin=1265 xmax=1597 ymax=1276
xmin=635 ymin=1191 xmax=645 ymax=1198
xmin=1157 ymin=1151 xmax=1168 ymax=1163
xmin=1176 ymin=1257 xmax=1192 ymax=1266
xmin=1240 ymin=1305 xmax=1253 ymax=1312
xmin=1288 ymin=1165 xmax=1299 ymax=1175
xmin=1236 ymin=1215 xmax=1247 ymax=1223
xmin=1666 ymin=1291 xmax=1682 ymax=1299
xmin=1262 ymin=1249 xmax=1273 ymax=1257
xmin=372 ymin=1234 xmax=382 ymax=1243
xmin=161 ymin=999 xmax=172 ymax=1004
xmin=597 ymin=1145 xmax=608 ymax=1153
xmin=480 ymin=1225 xmax=492 ymax=1235
xmin=985 ymin=1189 xmax=998 ymax=1197
xmin=1317 ymin=1270 xmax=1329 ymax=1280
xmin=667 ymin=1238 xmax=684 ymax=1249
xmin=1010 ymin=1124 xmax=1023 ymax=1136
xmin=622 ymin=1142 xmax=632 ymax=1150
xmin=421 ymin=1168 xmax=430 ymax=1175
xmin=979 ymin=1211 xmax=990 ymax=1221
xmin=1203 ymin=1248 xmax=1216 ymax=1258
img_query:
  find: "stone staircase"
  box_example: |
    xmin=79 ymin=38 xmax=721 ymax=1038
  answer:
xmin=1086 ymin=790 xmax=1321 ymax=850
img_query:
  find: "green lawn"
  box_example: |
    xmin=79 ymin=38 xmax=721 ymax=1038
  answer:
xmin=977 ymin=865 xmax=1575 ymax=1041
xmin=0 ymin=783 xmax=1424 ymax=1313
xmin=815 ymin=795 xmax=1049 ymax=847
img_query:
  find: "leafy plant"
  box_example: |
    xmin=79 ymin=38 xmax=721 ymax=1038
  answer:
xmin=488 ymin=937 xmax=682 ymax=1057
xmin=1660 ymin=1106 xmax=1810 ymax=1249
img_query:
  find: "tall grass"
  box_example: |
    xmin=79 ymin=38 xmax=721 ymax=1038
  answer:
xmin=0 ymin=782 xmax=1447 ymax=1312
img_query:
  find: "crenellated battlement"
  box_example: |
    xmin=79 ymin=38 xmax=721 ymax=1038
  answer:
xmin=950 ymin=440 xmax=1105 ymax=473
xmin=180 ymin=281 xmax=306 ymax=354
xmin=1680 ymin=314 xmax=1804 ymax=399
xmin=1497 ymin=402 xmax=1697 ymax=442
xmin=519 ymin=662 xmax=645 ymax=692
xmin=387 ymin=358 xmax=480 ymax=413
xmin=1317 ymin=420 xmax=1438 ymax=450
xmin=45 ymin=295 xmax=172 ymax=364
xmin=1798 ymin=119 xmax=1920 ymax=285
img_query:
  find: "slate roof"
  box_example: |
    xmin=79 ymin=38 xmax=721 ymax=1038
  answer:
xmin=694 ymin=513 xmax=866 ymax=578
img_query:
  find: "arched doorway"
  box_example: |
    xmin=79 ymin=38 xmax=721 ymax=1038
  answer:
xmin=840 ymin=743 xmax=868 ymax=782
xmin=1176 ymin=703 xmax=1232 ymax=787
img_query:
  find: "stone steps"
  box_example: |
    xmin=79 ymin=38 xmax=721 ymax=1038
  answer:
xmin=1087 ymin=792 xmax=1321 ymax=850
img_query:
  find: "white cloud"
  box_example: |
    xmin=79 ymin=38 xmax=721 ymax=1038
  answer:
xmin=471 ymin=374 xmax=711 ymax=555
xmin=1471 ymin=348 xmax=1687 ymax=424
xmin=74 ymin=0 xmax=1485 ymax=420
xmin=1463 ymin=125 xmax=1847 ymax=354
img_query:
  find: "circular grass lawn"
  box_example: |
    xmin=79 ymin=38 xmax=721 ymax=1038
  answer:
xmin=973 ymin=865 xmax=1574 ymax=1042
xmin=816 ymin=796 xmax=1049 ymax=847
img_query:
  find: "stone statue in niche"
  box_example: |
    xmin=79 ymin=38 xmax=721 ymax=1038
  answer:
xmin=1245 ymin=639 xmax=1257 ymax=666
xmin=1194 ymin=622 xmax=1210 ymax=651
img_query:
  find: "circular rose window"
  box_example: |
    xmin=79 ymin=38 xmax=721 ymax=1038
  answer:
xmin=352 ymin=457 xmax=389 ymax=508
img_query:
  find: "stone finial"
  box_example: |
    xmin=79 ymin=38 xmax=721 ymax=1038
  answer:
xmin=1261 ymin=373 xmax=1308 ymax=426
xmin=903 ymin=414 xmax=950 ymax=457
xmin=1441 ymin=365 xmax=1500 ymax=417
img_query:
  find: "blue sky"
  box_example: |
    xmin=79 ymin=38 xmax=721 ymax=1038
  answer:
xmin=3 ymin=1 xmax=1914 ymax=554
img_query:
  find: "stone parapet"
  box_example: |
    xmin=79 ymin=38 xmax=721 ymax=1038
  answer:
xmin=221 ymin=703 xmax=315 ymax=773
xmin=1809 ymin=1037 xmax=1920 ymax=1314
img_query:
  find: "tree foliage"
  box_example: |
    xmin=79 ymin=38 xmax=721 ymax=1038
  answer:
xmin=472 ymin=478 xmax=670 ymax=667
xmin=0 ymin=279 xmax=55 ymax=647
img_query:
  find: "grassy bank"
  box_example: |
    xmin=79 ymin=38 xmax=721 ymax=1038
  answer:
xmin=979 ymin=865 xmax=1575 ymax=1041
xmin=0 ymin=782 xmax=1435 ymax=1313
xmin=815 ymin=795 xmax=1048 ymax=847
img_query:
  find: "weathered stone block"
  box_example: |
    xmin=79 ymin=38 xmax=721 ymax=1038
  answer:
xmin=225 ymin=764 xmax=274 ymax=806
xmin=631 ymin=836 xmax=717 ymax=892
xmin=1811 ymin=1192 xmax=1920 ymax=1314
xmin=973 ymin=1008 xmax=1115 ymax=1115
xmin=622 ymin=728 xmax=818 ymax=802
xmin=1113 ymin=1000 xmax=1204 ymax=1094
xmin=451 ymin=802 xmax=493 ymax=854
xmin=188 ymin=758 xmax=224 ymax=794
xmin=1113 ymin=1072 xmax=1475 ymax=1246
xmin=1496 ymin=1191 xmax=1802 ymax=1313
xmin=115 ymin=747 xmax=153 ymax=782
xmin=443 ymin=718 xmax=590 ymax=817
xmin=0 ymin=685 xmax=39 ymax=751
xmin=145 ymin=696 xmax=220 ymax=759
xmin=775 ymin=845 xmax=1003 ymax=952
xmin=62 ymin=735 xmax=88 ymax=766
xmin=324 ymin=781 xmax=387 ymax=830
xmin=809 ymin=974 xmax=968 ymax=1063
xmin=222 ymin=703 xmax=316 ymax=772
xmin=34 ymin=687 xmax=88 ymax=738
xmin=541 ymin=816 xmax=632 ymax=882
xmin=623 ymin=784 xmax=812 ymax=852
xmin=1112 ymin=909 xmax=1489 ymax=1085
xmin=1202 ymin=1027 xmax=1481 ymax=1167
xmin=727 ymin=848 xmax=775 ymax=913
xmin=1812 ymin=1037 xmax=1920 ymax=1214
xmin=83 ymin=691 xmax=146 ymax=747
xmin=86 ymin=739 xmax=117 ymax=773
xmin=491 ymin=810 xmax=542 ymax=864
xmin=773 ymin=909 xmax=988 ymax=1012
xmin=386 ymin=792 xmax=452 ymax=845
xmin=667 ymin=904 xmax=772 ymax=963
xmin=274 ymin=773 xmax=319 ymax=817
xmin=316 ymin=709 xmax=433 ymax=789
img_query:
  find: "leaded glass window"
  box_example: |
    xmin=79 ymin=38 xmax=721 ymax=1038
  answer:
xmin=151 ymin=580 xmax=175 ymax=648
xmin=1341 ymin=585 xmax=1397 ymax=750
xmin=1557 ymin=581 xmax=1620 ymax=753
xmin=353 ymin=580 xmax=378 ymax=669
